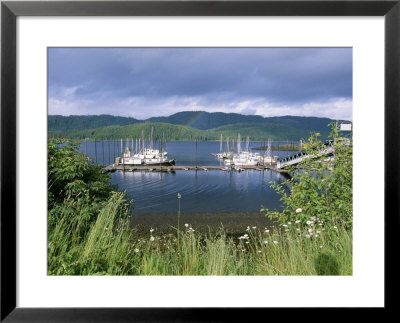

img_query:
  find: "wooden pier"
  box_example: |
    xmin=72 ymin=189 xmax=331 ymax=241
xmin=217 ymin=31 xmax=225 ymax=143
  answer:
xmin=103 ymin=164 xmax=289 ymax=173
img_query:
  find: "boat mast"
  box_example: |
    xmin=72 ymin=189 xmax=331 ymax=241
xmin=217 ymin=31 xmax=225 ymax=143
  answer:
xmin=246 ymin=136 xmax=250 ymax=162
xmin=162 ymin=133 xmax=165 ymax=156
xmin=150 ymin=127 xmax=154 ymax=150
xmin=141 ymin=130 xmax=144 ymax=154
xmin=237 ymin=133 xmax=241 ymax=154
xmin=266 ymin=138 xmax=272 ymax=159
xmin=219 ymin=134 xmax=223 ymax=154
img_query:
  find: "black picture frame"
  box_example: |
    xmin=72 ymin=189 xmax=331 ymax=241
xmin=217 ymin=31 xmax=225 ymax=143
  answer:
xmin=1 ymin=1 xmax=398 ymax=321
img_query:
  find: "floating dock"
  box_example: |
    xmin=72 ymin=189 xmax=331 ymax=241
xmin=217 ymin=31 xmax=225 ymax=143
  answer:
xmin=104 ymin=164 xmax=288 ymax=173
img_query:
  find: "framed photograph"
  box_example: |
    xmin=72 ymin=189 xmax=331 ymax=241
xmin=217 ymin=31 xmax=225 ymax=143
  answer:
xmin=1 ymin=0 xmax=398 ymax=321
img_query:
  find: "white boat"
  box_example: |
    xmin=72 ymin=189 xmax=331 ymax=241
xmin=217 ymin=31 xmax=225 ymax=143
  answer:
xmin=120 ymin=146 xmax=175 ymax=166
xmin=224 ymin=151 xmax=258 ymax=166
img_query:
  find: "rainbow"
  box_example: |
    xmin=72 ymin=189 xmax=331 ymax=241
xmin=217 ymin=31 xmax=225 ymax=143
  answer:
xmin=184 ymin=111 xmax=206 ymax=128
xmin=177 ymin=111 xmax=207 ymax=138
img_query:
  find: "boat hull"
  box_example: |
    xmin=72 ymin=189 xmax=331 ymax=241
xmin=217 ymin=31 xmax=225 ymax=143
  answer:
xmin=143 ymin=159 xmax=176 ymax=166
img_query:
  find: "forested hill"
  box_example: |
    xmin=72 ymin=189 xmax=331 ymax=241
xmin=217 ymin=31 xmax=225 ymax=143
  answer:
xmin=49 ymin=111 xmax=338 ymax=133
xmin=146 ymin=111 xmax=267 ymax=130
xmin=48 ymin=114 xmax=140 ymax=132
xmin=146 ymin=111 xmax=335 ymax=134
xmin=48 ymin=121 xmax=325 ymax=141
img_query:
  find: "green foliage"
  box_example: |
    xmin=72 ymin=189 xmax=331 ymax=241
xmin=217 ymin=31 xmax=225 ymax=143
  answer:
xmin=48 ymin=138 xmax=134 ymax=275
xmin=266 ymin=123 xmax=353 ymax=231
xmin=48 ymin=138 xmax=131 ymax=238
xmin=48 ymin=192 xmax=135 ymax=275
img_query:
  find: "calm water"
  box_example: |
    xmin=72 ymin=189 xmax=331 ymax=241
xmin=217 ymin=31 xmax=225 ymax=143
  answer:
xmin=79 ymin=141 xmax=296 ymax=215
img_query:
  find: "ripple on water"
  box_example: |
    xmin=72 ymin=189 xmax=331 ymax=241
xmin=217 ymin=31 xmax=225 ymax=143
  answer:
xmin=110 ymin=169 xmax=288 ymax=215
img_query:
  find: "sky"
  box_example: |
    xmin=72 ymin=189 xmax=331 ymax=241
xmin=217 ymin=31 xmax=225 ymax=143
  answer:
xmin=48 ymin=48 xmax=352 ymax=120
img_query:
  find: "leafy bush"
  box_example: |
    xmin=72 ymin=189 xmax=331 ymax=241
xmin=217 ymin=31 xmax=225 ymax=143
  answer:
xmin=265 ymin=123 xmax=352 ymax=231
xmin=48 ymin=138 xmax=131 ymax=238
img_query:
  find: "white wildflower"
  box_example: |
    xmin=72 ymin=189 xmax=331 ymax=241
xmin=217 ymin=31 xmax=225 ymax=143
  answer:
xmin=252 ymin=226 xmax=257 ymax=229
xmin=134 ymin=248 xmax=140 ymax=253
xmin=296 ymin=208 xmax=302 ymax=213
xmin=273 ymin=241 xmax=278 ymax=244
xmin=264 ymin=241 xmax=268 ymax=244
xmin=150 ymin=236 xmax=155 ymax=242
xmin=150 ymin=228 xmax=154 ymax=233
xmin=305 ymin=234 xmax=311 ymax=238
xmin=184 ymin=223 xmax=189 ymax=227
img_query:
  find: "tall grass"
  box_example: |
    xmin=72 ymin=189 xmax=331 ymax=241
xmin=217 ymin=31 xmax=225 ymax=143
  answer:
xmin=48 ymin=194 xmax=352 ymax=275
xmin=48 ymin=192 xmax=136 ymax=275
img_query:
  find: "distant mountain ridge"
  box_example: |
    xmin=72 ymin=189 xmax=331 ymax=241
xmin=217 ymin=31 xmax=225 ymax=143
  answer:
xmin=49 ymin=121 xmax=320 ymax=141
xmin=49 ymin=111 xmax=338 ymax=132
xmin=146 ymin=111 xmax=268 ymax=130
xmin=48 ymin=111 xmax=350 ymax=140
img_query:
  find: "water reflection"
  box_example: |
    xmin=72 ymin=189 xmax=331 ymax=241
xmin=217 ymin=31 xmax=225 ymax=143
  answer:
xmin=110 ymin=169 xmax=288 ymax=215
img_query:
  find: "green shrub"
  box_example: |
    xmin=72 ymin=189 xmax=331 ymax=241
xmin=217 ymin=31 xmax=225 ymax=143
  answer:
xmin=265 ymin=123 xmax=352 ymax=231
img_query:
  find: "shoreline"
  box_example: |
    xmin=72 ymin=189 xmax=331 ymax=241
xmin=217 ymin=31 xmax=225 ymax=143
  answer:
xmin=129 ymin=211 xmax=276 ymax=236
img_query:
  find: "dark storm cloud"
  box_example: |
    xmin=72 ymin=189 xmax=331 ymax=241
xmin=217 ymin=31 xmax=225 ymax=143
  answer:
xmin=48 ymin=47 xmax=352 ymax=119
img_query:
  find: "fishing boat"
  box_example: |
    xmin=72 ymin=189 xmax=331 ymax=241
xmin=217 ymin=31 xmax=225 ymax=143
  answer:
xmin=118 ymin=129 xmax=175 ymax=166
xmin=223 ymin=134 xmax=259 ymax=166
xmin=122 ymin=148 xmax=175 ymax=166
xmin=230 ymin=152 xmax=259 ymax=166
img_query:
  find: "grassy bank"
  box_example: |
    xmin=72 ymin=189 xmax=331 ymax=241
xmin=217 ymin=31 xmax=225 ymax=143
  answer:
xmin=48 ymin=192 xmax=352 ymax=275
